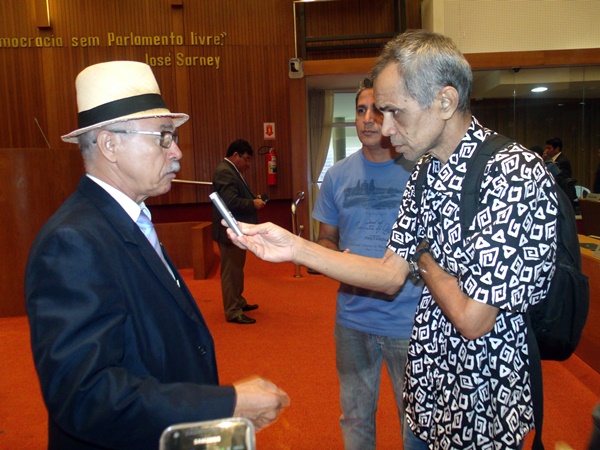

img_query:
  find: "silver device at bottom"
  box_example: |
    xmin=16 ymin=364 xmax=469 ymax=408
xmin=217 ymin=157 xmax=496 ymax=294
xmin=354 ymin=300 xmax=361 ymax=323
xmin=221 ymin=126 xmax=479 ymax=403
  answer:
xmin=160 ymin=417 xmax=256 ymax=450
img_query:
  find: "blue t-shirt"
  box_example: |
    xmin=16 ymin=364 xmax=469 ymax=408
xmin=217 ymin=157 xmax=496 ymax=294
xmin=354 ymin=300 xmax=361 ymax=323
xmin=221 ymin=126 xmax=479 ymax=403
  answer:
xmin=312 ymin=151 xmax=422 ymax=338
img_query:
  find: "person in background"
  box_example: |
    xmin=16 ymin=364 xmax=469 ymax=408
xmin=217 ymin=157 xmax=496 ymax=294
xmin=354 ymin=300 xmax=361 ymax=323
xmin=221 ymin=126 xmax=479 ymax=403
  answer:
xmin=25 ymin=61 xmax=288 ymax=450
xmin=531 ymin=144 xmax=560 ymax=178
xmin=544 ymin=137 xmax=572 ymax=178
xmin=313 ymin=77 xmax=421 ymax=449
xmin=544 ymin=137 xmax=577 ymax=206
xmin=212 ymin=139 xmax=266 ymax=324
xmin=224 ymin=30 xmax=558 ymax=449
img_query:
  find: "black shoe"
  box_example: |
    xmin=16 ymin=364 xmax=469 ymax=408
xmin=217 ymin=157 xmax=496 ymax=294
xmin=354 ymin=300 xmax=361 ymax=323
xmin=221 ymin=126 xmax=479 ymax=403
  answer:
xmin=227 ymin=314 xmax=256 ymax=324
xmin=242 ymin=304 xmax=258 ymax=312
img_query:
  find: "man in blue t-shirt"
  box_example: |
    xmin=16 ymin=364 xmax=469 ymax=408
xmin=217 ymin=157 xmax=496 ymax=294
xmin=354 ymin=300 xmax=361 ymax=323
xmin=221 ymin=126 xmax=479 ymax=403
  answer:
xmin=312 ymin=78 xmax=422 ymax=450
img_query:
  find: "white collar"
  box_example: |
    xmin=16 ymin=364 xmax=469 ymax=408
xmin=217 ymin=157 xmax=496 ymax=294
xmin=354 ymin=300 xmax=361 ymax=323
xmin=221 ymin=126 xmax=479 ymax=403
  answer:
xmin=86 ymin=174 xmax=147 ymax=222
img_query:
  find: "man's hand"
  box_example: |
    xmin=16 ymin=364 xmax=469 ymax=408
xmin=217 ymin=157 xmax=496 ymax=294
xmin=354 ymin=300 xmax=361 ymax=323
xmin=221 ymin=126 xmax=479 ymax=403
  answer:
xmin=253 ymin=198 xmax=266 ymax=210
xmin=224 ymin=221 xmax=408 ymax=295
xmin=418 ymin=250 xmax=498 ymax=340
xmin=225 ymin=221 xmax=298 ymax=263
xmin=233 ymin=376 xmax=290 ymax=431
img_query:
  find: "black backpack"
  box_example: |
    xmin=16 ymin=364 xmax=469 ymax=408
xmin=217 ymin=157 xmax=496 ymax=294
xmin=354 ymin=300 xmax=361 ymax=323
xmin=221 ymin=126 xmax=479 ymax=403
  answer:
xmin=415 ymin=133 xmax=589 ymax=360
xmin=415 ymin=133 xmax=590 ymax=449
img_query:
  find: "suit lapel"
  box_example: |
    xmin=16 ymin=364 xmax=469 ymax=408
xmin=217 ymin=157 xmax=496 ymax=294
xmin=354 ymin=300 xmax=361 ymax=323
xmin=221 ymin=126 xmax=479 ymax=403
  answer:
xmin=160 ymin=245 xmax=210 ymax=329
xmin=78 ymin=177 xmax=208 ymax=328
xmin=226 ymin=161 xmax=254 ymax=199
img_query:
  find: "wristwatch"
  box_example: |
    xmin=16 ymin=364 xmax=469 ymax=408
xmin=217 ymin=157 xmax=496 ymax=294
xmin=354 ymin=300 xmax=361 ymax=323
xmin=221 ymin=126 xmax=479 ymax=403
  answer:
xmin=409 ymin=240 xmax=430 ymax=279
xmin=408 ymin=259 xmax=421 ymax=279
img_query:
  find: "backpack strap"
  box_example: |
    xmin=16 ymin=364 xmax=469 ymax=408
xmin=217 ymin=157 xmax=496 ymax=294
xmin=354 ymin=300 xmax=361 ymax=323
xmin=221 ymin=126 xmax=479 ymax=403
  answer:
xmin=459 ymin=133 xmax=514 ymax=233
xmin=459 ymin=133 xmax=546 ymax=449
xmin=528 ymin=313 xmax=545 ymax=450
xmin=414 ymin=134 xmax=545 ymax=447
xmin=415 ymin=134 xmax=513 ymax=233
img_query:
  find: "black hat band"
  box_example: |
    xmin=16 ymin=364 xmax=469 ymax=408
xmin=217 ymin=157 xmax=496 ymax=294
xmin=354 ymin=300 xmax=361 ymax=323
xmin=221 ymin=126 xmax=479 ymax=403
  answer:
xmin=77 ymin=93 xmax=168 ymax=129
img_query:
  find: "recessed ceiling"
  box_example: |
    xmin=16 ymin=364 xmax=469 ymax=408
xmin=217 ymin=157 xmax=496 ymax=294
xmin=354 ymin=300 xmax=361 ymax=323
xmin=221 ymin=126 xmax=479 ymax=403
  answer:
xmin=306 ymin=66 xmax=600 ymax=99
xmin=472 ymin=66 xmax=600 ymax=99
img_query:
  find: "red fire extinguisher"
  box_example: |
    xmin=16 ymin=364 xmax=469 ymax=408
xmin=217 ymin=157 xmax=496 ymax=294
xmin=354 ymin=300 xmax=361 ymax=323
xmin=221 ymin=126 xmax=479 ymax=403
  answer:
xmin=266 ymin=148 xmax=277 ymax=185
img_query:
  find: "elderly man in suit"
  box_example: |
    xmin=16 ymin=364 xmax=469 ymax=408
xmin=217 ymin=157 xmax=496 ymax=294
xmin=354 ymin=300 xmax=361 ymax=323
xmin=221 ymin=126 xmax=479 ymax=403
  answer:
xmin=25 ymin=61 xmax=288 ymax=450
xmin=212 ymin=139 xmax=266 ymax=324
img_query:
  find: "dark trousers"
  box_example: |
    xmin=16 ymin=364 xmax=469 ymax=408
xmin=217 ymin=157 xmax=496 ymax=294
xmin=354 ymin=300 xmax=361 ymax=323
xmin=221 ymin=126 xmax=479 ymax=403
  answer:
xmin=218 ymin=241 xmax=248 ymax=320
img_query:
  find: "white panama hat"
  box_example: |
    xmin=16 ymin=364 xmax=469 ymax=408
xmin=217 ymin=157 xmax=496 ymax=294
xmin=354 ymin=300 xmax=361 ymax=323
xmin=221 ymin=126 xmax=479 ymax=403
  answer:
xmin=61 ymin=61 xmax=189 ymax=143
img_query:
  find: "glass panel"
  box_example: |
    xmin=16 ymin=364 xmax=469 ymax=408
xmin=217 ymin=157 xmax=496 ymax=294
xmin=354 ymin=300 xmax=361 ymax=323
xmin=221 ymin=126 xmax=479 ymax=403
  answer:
xmin=318 ymin=91 xmax=363 ymax=184
xmin=471 ymin=66 xmax=600 ymax=190
xmin=332 ymin=92 xmax=357 ymax=123
xmin=318 ymin=125 xmax=360 ymax=183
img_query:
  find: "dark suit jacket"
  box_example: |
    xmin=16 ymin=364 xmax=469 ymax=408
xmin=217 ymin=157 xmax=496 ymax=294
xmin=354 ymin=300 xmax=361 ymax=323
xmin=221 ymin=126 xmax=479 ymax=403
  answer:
xmin=212 ymin=159 xmax=258 ymax=244
xmin=555 ymin=152 xmax=572 ymax=178
xmin=25 ymin=176 xmax=235 ymax=450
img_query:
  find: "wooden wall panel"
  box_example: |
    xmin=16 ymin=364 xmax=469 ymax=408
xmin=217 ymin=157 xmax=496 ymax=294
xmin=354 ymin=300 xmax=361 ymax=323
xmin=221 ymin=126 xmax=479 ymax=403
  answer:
xmin=301 ymin=0 xmax=399 ymax=60
xmin=1 ymin=0 xmax=298 ymax=204
xmin=0 ymin=148 xmax=83 ymax=317
xmin=305 ymin=0 xmax=397 ymax=37
xmin=186 ymin=44 xmax=294 ymax=202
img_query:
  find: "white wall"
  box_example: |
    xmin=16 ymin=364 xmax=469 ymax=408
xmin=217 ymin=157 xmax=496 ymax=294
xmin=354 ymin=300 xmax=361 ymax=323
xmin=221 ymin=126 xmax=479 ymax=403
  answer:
xmin=422 ymin=0 xmax=600 ymax=54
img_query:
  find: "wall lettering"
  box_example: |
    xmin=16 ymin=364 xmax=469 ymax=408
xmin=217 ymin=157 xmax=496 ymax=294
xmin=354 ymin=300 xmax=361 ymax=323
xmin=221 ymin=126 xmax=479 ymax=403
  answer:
xmin=0 ymin=31 xmax=228 ymax=69
xmin=144 ymin=53 xmax=220 ymax=68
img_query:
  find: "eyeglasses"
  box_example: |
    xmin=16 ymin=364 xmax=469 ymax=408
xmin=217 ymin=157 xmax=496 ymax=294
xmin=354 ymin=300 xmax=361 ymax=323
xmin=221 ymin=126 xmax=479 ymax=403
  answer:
xmin=110 ymin=129 xmax=179 ymax=149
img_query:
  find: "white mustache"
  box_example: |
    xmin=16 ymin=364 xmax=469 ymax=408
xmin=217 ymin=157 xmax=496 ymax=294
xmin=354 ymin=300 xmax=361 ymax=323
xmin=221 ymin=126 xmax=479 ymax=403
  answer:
xmin=167 ymin=160 xmax=180 ymax=174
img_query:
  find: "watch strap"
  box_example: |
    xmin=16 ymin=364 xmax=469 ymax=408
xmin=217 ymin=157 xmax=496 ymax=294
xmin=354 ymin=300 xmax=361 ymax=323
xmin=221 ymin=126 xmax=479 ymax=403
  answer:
xmin=413 ymin=246 xmax=430 ymax=263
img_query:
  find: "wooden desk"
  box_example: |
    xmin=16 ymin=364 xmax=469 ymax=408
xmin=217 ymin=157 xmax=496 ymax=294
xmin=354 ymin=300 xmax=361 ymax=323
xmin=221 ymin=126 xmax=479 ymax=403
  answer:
xmin=575 ymin=235 xmax=600 ymax=373
xmin=192 ymin=223 xmax=215 ymax=280
xmin=579 ymin=198 xmax=600 ymax=236
xmin=154 ymin=222 xmax=215 ymax=279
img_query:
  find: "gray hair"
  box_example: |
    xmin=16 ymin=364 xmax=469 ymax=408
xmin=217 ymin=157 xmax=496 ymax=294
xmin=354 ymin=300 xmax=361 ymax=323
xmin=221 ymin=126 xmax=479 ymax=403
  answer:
xmin=78 ymin=130 xmax=98 ymax=164
xmin=77 ymin=124 xmax=127 ymax=164
xmin=371 ymin=30 xmax=472 ymax=112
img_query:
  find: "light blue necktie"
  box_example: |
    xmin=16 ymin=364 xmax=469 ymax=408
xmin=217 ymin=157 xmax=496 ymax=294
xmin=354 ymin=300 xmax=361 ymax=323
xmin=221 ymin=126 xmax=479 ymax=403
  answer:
xmin=136 ymin=209 xmax=174 ymax=278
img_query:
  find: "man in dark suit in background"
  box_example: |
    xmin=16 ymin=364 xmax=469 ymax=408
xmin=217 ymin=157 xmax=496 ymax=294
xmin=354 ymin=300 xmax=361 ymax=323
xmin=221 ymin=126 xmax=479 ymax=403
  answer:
xmin=212 ymin=139 xmax=266 ymax=324
xmin=544 ymin=136 xmax=572 ymax=178
xmin=544 ymin=136 xmax=578 ymax=206
xmin=25 ymin=61 xmax=288 ymax=450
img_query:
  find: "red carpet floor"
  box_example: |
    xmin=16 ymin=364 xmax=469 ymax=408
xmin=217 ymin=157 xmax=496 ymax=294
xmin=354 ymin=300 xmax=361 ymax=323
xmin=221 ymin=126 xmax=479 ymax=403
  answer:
xmin=1 ymin=251 xmax=599 ymax=449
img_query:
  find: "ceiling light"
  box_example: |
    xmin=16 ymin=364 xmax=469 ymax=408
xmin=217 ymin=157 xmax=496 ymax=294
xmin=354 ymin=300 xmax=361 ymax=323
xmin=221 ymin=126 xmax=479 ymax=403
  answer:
xmin=531 ymin=87 xmax=548 ymax=93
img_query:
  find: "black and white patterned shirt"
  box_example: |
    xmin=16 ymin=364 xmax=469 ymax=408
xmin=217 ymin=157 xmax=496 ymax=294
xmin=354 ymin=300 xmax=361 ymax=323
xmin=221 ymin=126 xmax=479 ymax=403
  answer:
xmin=388 ymin=118 xmax=558 ymax=449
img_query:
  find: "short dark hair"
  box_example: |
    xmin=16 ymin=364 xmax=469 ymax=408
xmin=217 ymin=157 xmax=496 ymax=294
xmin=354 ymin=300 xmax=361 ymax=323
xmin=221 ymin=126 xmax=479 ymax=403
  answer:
xmin=546 ymin=137 xmax=563 ymax=150
xmin=226 ymin=139 xmax=253 ymax=157
xmin=355 ymin=77 xmax=374 ymax=107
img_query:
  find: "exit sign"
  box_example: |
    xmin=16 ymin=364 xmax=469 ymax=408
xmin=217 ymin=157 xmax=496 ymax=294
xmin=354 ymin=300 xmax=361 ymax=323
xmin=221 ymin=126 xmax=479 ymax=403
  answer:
xmin=263 ymin=122 xmax=276 ymax=140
